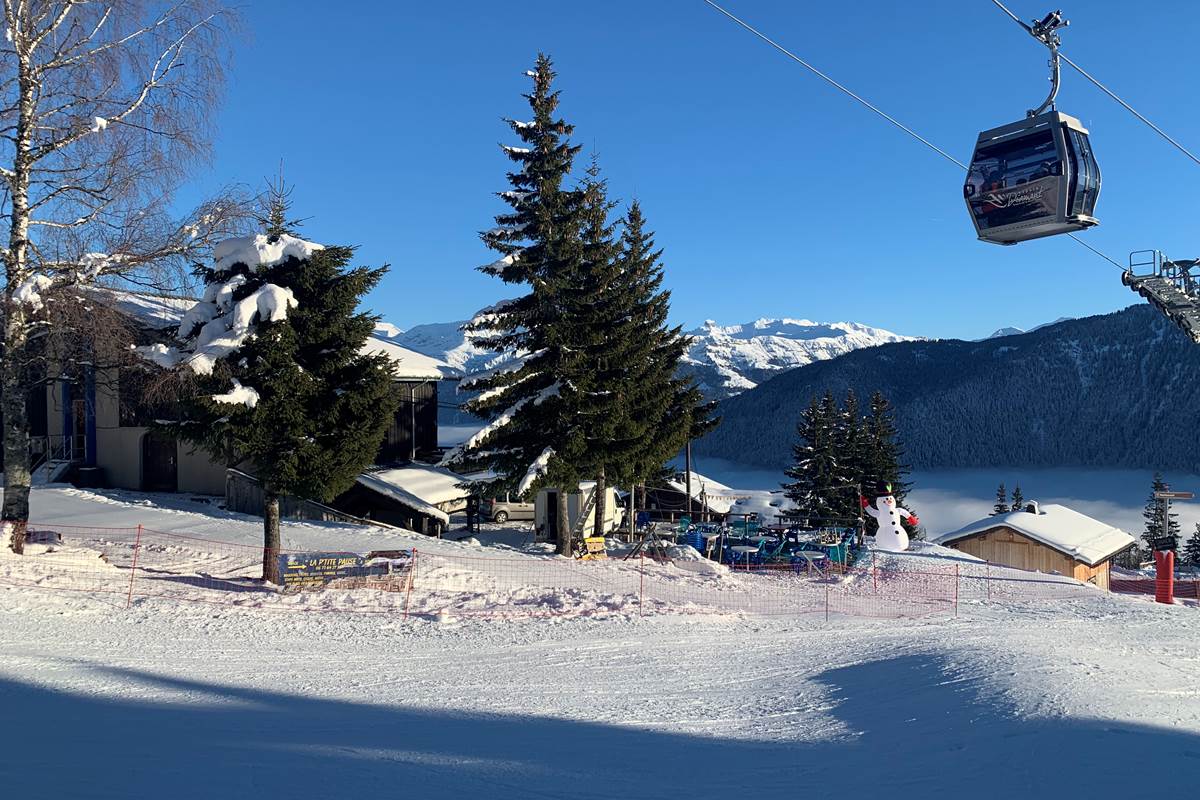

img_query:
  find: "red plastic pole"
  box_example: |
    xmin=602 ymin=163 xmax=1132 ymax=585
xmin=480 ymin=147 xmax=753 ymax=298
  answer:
xmin=824 ymin=581 xmax=830 ymax=622
xmin=986 ymin=561 xmax=991 ymax=602
xmin=1154 ymin=550 xmax=1174 ymax=605
xmin=403 ymin=548 xmax=417 ymax=621
xmin=872 ymin=551 xmax=877 ymax=593
xmin=125 ymin=524 xmax=143 ymax=609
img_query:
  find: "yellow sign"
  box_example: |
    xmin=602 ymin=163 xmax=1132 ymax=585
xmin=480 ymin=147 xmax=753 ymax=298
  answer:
xmin=580 ymin=536 xmax=607 ymax=560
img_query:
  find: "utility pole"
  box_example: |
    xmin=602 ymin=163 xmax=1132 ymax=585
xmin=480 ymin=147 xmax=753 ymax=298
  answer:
xmin=684 ymin=439 xmax=693 ymax=518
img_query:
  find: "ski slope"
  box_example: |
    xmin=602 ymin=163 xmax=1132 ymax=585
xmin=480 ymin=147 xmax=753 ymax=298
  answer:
xmin=1 ymin=486 xmax=1198 ymax=798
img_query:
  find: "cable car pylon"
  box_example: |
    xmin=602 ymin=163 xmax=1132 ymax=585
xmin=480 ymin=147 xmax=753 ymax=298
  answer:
xmin=1123 ymin=252 xmax=1200 ymax=343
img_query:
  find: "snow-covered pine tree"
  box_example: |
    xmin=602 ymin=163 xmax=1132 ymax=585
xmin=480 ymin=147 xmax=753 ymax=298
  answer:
xmin=1183 ymin=524 xmax=1200 ymax=568
xmin=148 ymin=194 xmax=397 ymax=583
xmin=1141 ymin=472 xmax=1180 ymax=552
xmin=445 ymin=54 xmax=588 ymax=555
xmin=1010 ymin=484 xmax=1025 ymax=512
xmin=783 ymin=392 xmax=847 ymax=526
xmin=992 ymin=483 xmax=1009 ymax=515
xmin=862 ymin=390 xmax=915 ymax=536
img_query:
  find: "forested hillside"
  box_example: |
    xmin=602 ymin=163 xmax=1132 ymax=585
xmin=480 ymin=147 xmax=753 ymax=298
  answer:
xmin=694 ymin=305 xmax=1200 ymax=471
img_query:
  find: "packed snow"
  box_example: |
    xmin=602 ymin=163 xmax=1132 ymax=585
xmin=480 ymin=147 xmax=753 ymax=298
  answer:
xmin=0 ymin=484 xmax=1197 ymax=797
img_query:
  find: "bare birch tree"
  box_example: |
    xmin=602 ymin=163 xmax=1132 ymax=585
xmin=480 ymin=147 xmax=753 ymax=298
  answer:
xmin=1 ymin=1 xmax=243 ymax=553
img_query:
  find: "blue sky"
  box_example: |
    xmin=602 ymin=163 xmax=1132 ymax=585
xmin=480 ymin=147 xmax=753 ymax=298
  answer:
xmin=177 ymin=0 xmax=1200 ymax=340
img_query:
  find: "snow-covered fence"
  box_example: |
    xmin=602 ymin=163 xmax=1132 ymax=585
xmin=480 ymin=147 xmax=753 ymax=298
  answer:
xmin=0 ymin=524 xmax=1102 ymax=620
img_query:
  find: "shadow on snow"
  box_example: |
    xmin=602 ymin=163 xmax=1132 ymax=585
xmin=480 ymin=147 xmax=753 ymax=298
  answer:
xmin=1 ymin=653 xmax=1196 ymax=798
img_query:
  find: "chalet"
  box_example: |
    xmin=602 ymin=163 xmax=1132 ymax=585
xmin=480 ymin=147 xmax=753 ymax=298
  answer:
xmin=933 ymin=502 xmax=1136 ymax=590
xmin=35 ymin=291 xmax=462 ymax=511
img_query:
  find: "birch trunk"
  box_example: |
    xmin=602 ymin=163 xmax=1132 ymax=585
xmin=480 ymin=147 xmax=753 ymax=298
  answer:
xmin=4 ymin=60 xmax=36 ymax=554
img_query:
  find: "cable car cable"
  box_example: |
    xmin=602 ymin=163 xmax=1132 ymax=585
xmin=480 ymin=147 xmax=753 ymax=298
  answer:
xmin=990 ymin=0 xmax=1200 ymax=170
xmin=701 ymin=0 xmax=966 ymax=171
xmin=702 ymin=0 xmax=1126 ymax=271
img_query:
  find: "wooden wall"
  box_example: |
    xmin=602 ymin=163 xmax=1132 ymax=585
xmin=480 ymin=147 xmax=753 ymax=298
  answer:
xmin=948 ymin=526 xmax=1111 ymax=590
xmin=377 ymin=380 xmax=438 ymax=464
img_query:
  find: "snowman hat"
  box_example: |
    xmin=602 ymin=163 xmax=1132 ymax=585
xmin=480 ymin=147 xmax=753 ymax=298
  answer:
xmin=874 ymin=481 xmax=894 ymax=496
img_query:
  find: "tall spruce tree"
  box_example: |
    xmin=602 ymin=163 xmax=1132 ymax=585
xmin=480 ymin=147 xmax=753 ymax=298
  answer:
xmin=580 ymin=196 xmax=716 ymax=536
xmin=169 ymin=189 xmax=398 ymax=583
xmin=1010 ymin=484 xmax=1025 ymax=512
xmin=446 ymin=54 xmax=588 ymax=555
xmin=862 ymin=391 xmax=915 ymax=536
xmin=992 ymin=483 xmax=1009 ymax=515
xmin=1142 ymin=472 xmax=1180 ymax=552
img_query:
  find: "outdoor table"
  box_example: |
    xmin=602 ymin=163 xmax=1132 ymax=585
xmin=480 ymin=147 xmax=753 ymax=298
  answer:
xmin=730 ymin=545 xmax=758 ymax=571
xmin=793 ymin=550 xmax=826 ymax=577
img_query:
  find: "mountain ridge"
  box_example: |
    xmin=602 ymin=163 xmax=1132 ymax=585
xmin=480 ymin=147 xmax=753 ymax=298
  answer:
xmin=693 ymin=305 xmax=1200 ymax=472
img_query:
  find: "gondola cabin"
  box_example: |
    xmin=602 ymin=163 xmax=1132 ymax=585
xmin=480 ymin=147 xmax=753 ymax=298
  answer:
xmin=964 ymin=110 xmax=1100 ymax=245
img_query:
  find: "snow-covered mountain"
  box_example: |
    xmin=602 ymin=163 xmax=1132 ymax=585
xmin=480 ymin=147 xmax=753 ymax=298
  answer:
xmin=393 ymin=312 xmax=915 ymax=401
xmin=682 ymin=318 xmax=917 ymax=399
xmin=983 ymin=317 xmax=1074 ymax=340
xmin=394 ymin=318 xmax=513 ymax=374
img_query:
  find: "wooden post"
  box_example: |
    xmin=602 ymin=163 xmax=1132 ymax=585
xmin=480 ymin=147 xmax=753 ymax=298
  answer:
xmin=639 ymin=550 xmax=645 ymax=617
xmin=125 ymin=524 xmax=143 ymax=609
xmin=403 ymin=548 xmax=417 ymax=621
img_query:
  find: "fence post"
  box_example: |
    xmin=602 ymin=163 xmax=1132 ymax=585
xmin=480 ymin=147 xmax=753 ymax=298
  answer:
xmin=954 ymin=563 xmax=959 ymax=617
xmin=125 ymin=524 xmax=143 ymax=610
xmin=872 ymin=551 xmax=877 ymax=593
xmin=403 ymin=548 xmax=417 ymax=621
xmin=639 ymin=550 xmax=645 ymax=617
xmin=824 ymin=581 xmax=830 ymax=622
xmin=986 ymin=561 xmax=991 ymax=602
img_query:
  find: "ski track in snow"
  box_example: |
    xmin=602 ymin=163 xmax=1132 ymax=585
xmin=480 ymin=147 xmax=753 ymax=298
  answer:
xmin=1 ymin=487 xmax=1198 ymax=797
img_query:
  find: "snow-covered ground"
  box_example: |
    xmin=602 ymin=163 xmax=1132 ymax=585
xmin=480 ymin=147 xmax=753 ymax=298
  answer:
xmin=2 ymin=485 xmax=1198 ymax=797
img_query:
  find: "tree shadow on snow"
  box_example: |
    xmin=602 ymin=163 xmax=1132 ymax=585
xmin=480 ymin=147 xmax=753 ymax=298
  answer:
xmin=0 ymin=654 xmax=1195 ymax=799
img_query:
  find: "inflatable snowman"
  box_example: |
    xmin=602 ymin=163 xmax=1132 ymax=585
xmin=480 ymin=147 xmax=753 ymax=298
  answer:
xmin=863 ymin=482 xmax=918 ymax=552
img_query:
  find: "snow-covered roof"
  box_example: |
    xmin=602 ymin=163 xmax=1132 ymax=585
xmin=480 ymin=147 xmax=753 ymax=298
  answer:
xmin=361 ymin=336 xmax=460 ymax=380
xmin=934 ymin=504 xmax=1136 ymax=566
xmin=355 ymin=464 xmax=476 ymax=524
xmin=92 ymin=288 xmax=197 ymax=331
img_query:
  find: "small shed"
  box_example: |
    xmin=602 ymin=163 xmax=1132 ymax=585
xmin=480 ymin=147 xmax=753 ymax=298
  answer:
xmin=534 ymin=483 xmax=619 ymax=542
xmin=336 ymin=464 xmax=474 ymax=536
xmin=933 ymin=503 xmax=1136 ymax=590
